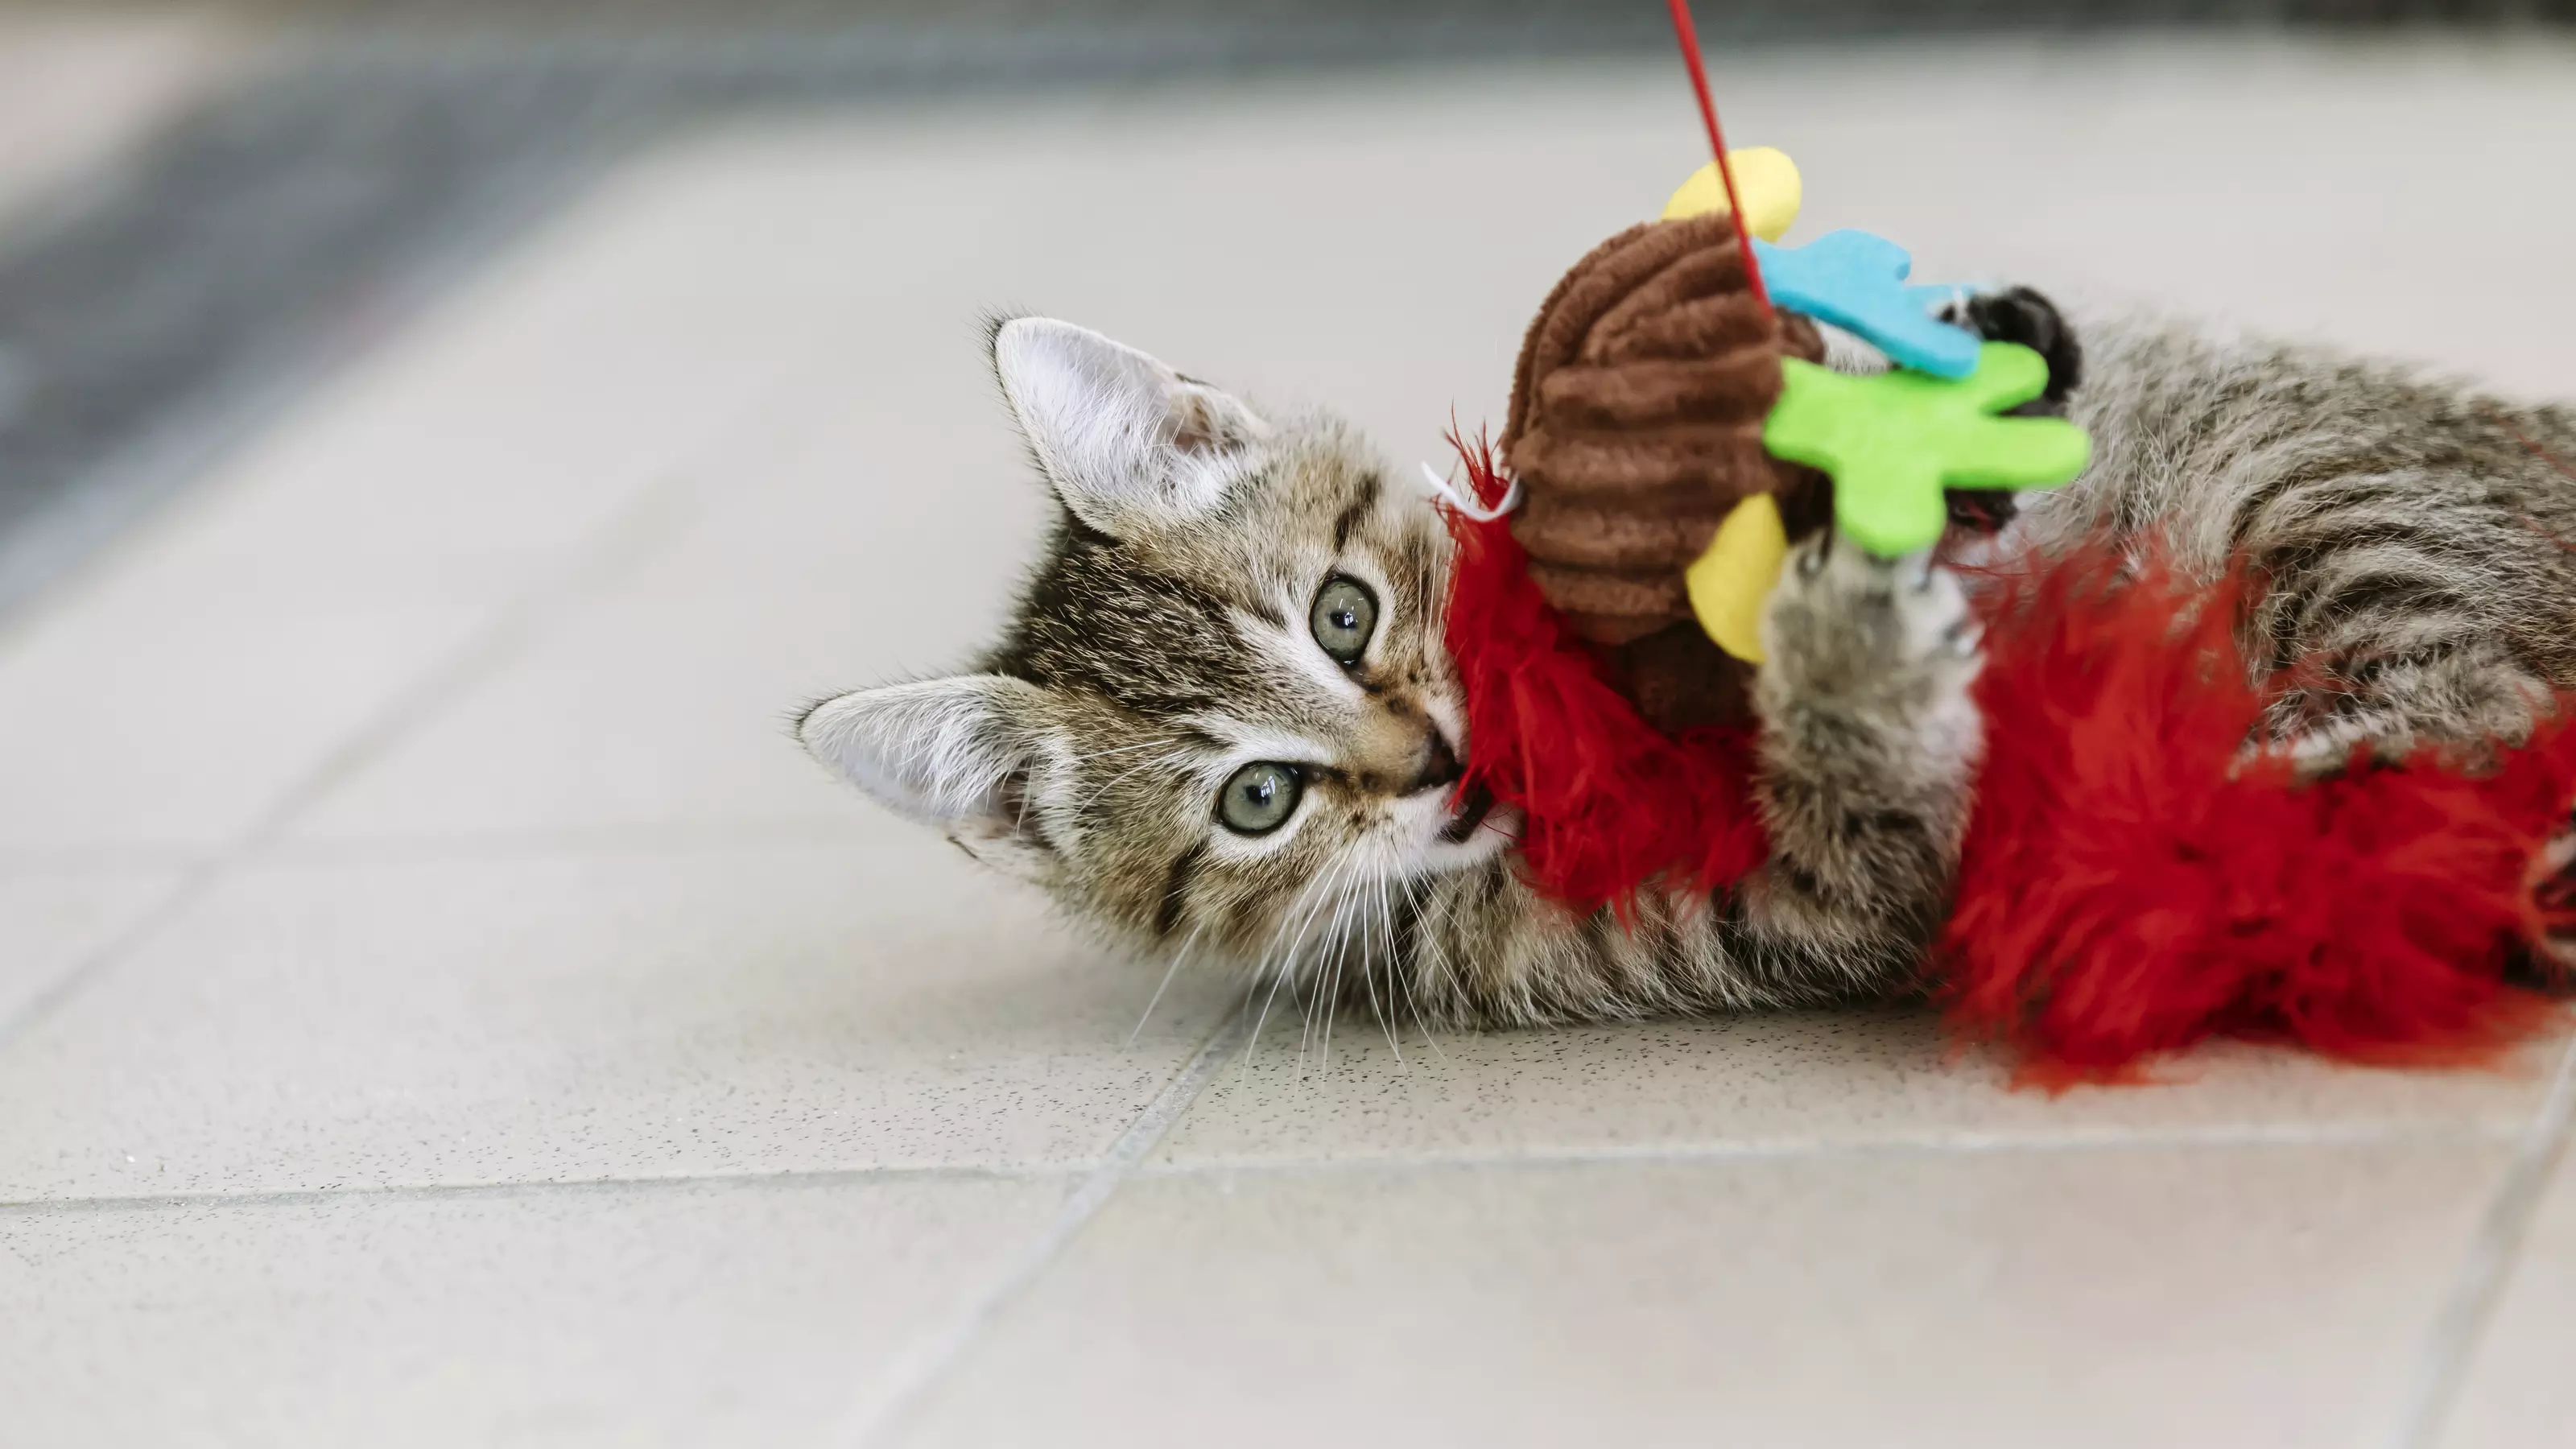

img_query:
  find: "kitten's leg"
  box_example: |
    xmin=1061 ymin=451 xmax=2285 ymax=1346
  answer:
xmin=2263 ymin=649 xmax=2554 ymax=776
xmin=1700 ymin=530 xmax=1987 ymax=1002
xmin=2250 ymin=599 xmax=2567 ymax=973
xmin=2244 ymin=512 xmax=2559 ymax=775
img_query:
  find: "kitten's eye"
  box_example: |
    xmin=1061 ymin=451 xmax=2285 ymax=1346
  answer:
xmin=1309 ymin=576 xmax=1378 ymax=666
xmin=1216 ymin=762 xmax=1303 ymax=836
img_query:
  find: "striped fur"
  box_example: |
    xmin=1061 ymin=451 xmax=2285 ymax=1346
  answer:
xmin=799 ymin=307 xmax=2576 ymax=1031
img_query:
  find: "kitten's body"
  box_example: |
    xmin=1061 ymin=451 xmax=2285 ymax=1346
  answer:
xmin=800 ymin=307 xmax=2576 ymax=1030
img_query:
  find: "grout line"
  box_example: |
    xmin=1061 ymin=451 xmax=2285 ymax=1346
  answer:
xmin=0 ymin=352 xmax=816 ymax=1056
xmin=0 ymin=1162 xmax=1078 ymax=1218
xmin=828 ymin=1013 xmax=1249 ymax=1449
xmin=0 ymin=863 xmax=236 ymax=1060
xmin=0 ymin=476 xmax=689 ymax=1058
xmin=0 ymin=137 xmax=658 ymax=1055
xmin=2382 ymin=1032 xmax=2576 ymax=1449
xmin=230 ymin=469 xmax=706 ymax=852
xmin=0 ymin=1113 xmax=2535 ymax=1217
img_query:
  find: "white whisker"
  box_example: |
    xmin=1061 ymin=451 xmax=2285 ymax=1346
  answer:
xmin=1320 ymin=865 xmax=1361 ymax=1074
xmin=1241 ymin=846 xmax=1355 ymax=1080
xmin=1390 ymin=870 xmax=1449 ymax=1065
xmin=1126 ymin=919 xmax=1204 ymax=1049
xmin=1367 ymin=848 xmax=1406 ymax=1067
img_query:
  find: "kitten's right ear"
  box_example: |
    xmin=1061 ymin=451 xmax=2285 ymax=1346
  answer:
xmin=797 ymin=675 xmax=1055 ymax=882
xmin=988 ymin=316 xmax=1269 ymax=535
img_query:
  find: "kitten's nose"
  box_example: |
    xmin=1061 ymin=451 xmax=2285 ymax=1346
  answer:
xmin=1406 ymin=729 xmax=1463 ymax=794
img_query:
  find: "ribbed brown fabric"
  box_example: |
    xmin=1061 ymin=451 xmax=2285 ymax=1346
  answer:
xmin=1499 ymin=213 xmax=1827 ymax=731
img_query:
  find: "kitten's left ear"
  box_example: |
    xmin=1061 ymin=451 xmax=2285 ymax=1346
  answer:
xmin=989 ymin=316 xmax=1269 ymax=535
xmin=797 ymin=674 xmax=1057 ymax=884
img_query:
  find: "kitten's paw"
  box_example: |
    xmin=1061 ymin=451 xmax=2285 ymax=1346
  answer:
xmin=1763 ymin=530 xmax=1982 ymax=720
xmin=1938 ymin=284 xmax=2083 ymax=410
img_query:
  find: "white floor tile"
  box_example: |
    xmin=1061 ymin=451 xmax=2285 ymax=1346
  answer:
xmin=0 ymin=598 xmax=487 ymax=853
xmin=0 ymin=869 xmax=183 ymax=1030
xmin=897 ymin=1143 xmax=2504 ymax=1449
xmin=0 ymin=1173 xmax=1062 ymax=1449
xmin=285 ymin=550 xmax=1033 ymax=843
xmin=283 ymin=332 xmax=1055 ymax=840
xmin=0 ymin=839 xmax=1231 ymax=1200
xmin=1154 ymin=1013 xmax=2562 ymax=1167
xmin=2432 ymin=1124 xmax=2576 ymax=1448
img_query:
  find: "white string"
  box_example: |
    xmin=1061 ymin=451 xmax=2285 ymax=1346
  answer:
xmin=1418 ymin=460 xmax=1521 ymax=522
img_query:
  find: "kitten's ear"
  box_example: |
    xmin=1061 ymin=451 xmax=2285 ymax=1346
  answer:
xmin=798 ymin=675 xmax=1055 ymax=883
xmin=989 ymin=316 xmax=1269 ymax=535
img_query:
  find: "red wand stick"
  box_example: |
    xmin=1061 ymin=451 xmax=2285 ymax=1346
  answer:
xmin=1663 ymin=0 xmax=1772 ymax=312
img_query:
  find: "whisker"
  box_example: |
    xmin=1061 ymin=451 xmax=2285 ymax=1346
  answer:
xmin=1241 ymin=847 xmax=1353 ymax=1080
xmin=1391 ymin=870 xmax=1450 ymax=1065
xmin=1314 ymin=870 xmax=1360 ymax=1077
xmin=1126 ymin=919 xmax=1204 ymax=1049
xmin=1302 ymin=842 xmax=1374 ymax=1075
xmin=1368 ymin=848 xmax=1406 ymax=1067
xmin=1239 ymin=943 xmax=1298 ymax=1080
xmin=1321 ymin=871 xmax=1360 ymax=1074
xmin=1302 ymin=857 xmax=1369 ymax=1078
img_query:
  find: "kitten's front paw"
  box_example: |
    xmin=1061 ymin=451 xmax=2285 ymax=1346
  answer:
xmin=1761 ymin=530 xmax=1982 ymax=728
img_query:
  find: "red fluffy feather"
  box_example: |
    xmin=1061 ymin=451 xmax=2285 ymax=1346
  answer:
xmin=1442 ymin=433 xmax=1767 ymax=914
xmin=1442 ymin=433 xmax=2576 ymax=1072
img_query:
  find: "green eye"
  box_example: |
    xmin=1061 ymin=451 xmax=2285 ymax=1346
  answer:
xmin=1217 ymin=762 xmax=1303 ymax=836
xmin=1309 ymin=576 xmax=1378 ymax=666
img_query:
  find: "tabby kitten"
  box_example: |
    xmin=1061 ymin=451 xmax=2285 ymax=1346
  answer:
xmin=796 ymin=303 xmax=2576 ymax=1027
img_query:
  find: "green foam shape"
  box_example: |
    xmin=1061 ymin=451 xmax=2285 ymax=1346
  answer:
xmin=1762 ymin=342 xmax=2093 ymax=557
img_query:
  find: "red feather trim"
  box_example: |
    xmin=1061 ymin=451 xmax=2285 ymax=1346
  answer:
xmin=1441 ymin=431 xmax=2576 ymax=1071
xmin=1943 ymin=546 xmax=2576 ymax=1078
xmin=1441 ymin=429 xmax=1766 ymax=914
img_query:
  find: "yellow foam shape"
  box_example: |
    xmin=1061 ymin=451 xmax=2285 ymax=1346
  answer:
xmin=1686 ymin=493 xmax=1789 ymax=664
xmin=1662 ymin=147 xmax=1801 ymax=242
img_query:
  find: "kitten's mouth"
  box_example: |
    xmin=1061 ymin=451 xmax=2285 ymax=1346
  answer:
xmin=1439 ymin=781 xmax=1496 ymax=844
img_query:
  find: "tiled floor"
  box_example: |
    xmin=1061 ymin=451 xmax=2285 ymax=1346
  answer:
xmin=5 ymin=37 xmax=2576 ymax=1449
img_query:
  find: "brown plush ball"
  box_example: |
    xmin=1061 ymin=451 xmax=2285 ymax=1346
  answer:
xmin=1499 ymin=211 xmax=1827 ymax=733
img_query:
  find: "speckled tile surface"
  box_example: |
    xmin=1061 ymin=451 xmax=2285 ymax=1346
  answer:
xmin=0 ymin=1173 xmax=1067 ymax=1449
xmin=1152 ymin=1013 xmax=2564 ymax=1168
xmin=6 ymin=39 xmax=2576 ymax=1449
xmin=0 ymin=839 xmax=1232 ymax=1198
xmin=2435 ymin=1146 xmax=2576 ymax=1447
xmin=0 ymin=870 xmax=184 ymax=1027
xmin=894 ymin=1144 xmax=2508 ymax=1449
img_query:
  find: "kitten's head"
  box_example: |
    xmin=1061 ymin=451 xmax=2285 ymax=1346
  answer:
xmin=799 ymin=318 xmax=1511 ymax=979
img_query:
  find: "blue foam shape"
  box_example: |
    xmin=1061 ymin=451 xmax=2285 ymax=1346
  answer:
xmin=1751 ymin=229 xmax=1982 ymax=379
